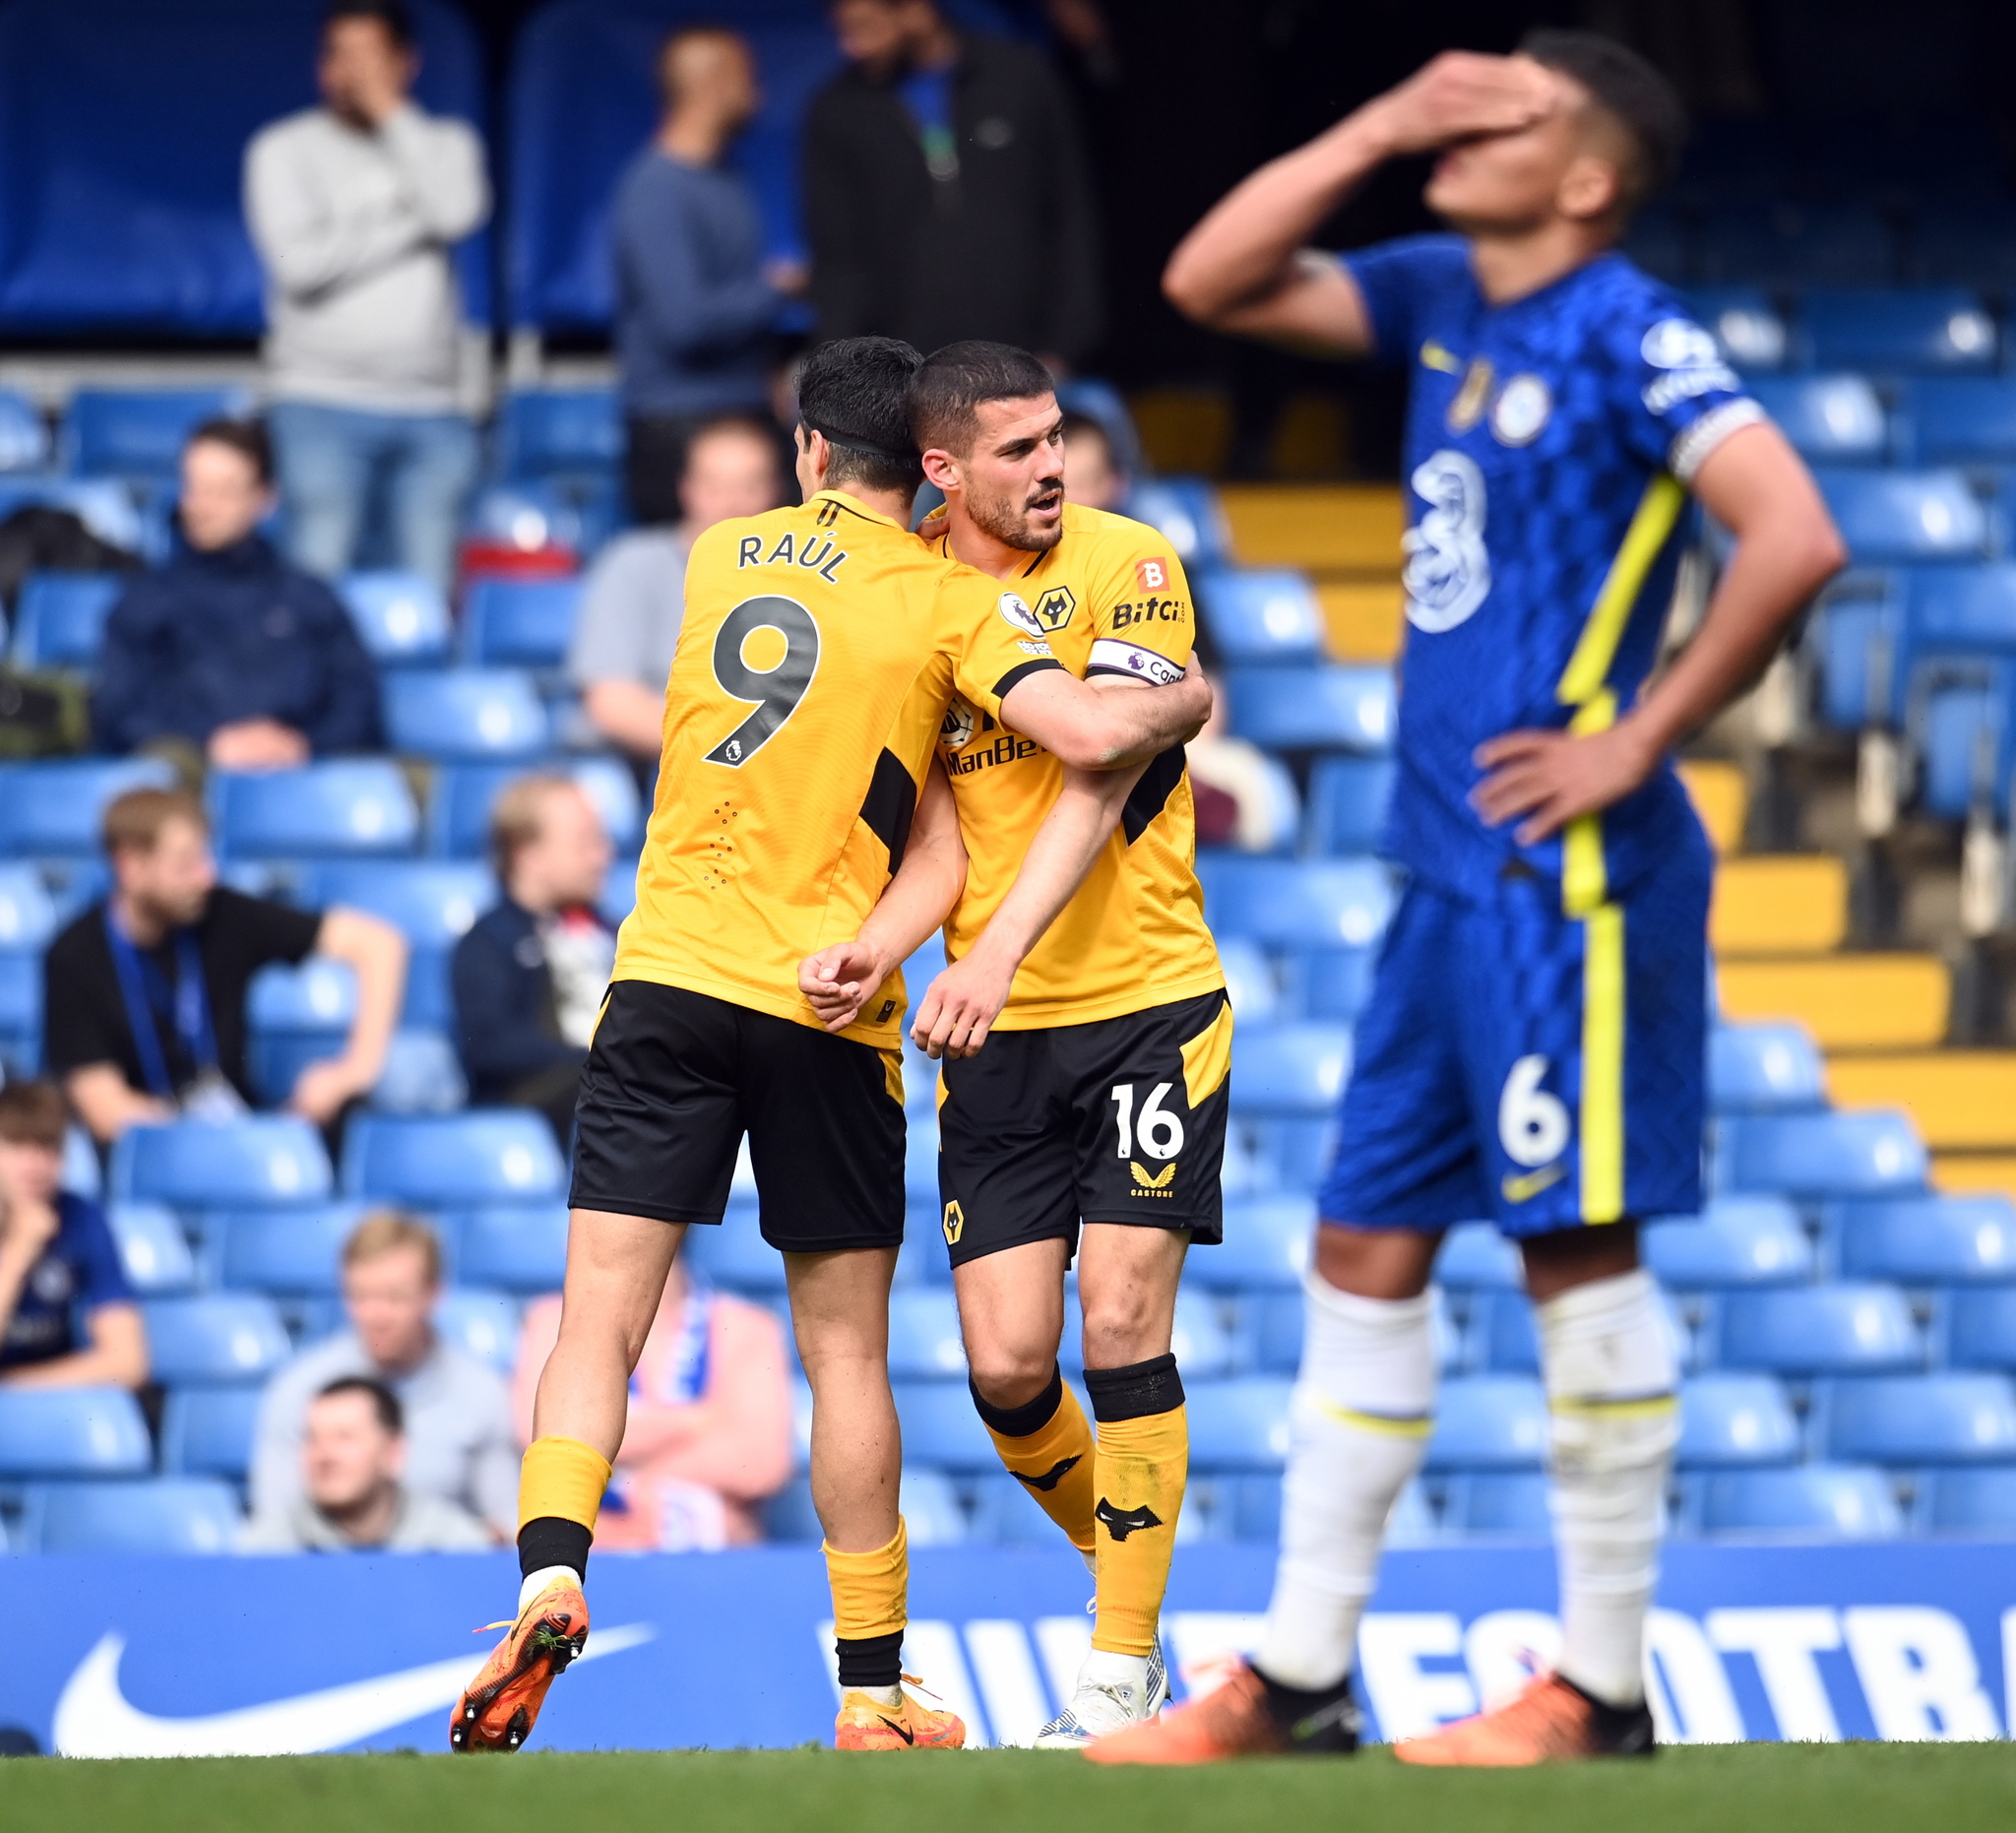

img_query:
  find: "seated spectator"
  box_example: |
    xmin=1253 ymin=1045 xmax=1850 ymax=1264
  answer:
xmin=0 ymin=1080 xmax=147 ymax=1390
xmin=250 ymin=1213 xmax=515 ymax=1540
xmin=41 ymin=788 xmax=406 ymax=1146
xmin=1059 ymin=410 xmax=1129 ymax=512
xmin=515 ymin=1256 xmax=792 ymax=1549
xmin=242 ymin=1376 xmax=489 ymax=1551
xmin=1186 ymin=670 xmax=1300 ymax=853
xmin=569 ymin=415 xmax=784 ymax=762
xmin=453 ymin=776 xmax=616 ymax=1145
xmin=92 ymin=418 xmax=383 ymax=771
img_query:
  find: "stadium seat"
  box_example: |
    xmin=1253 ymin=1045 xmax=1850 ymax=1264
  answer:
xmin=1194 ymin=569 xmax=1325 ymax=664
xmin=0 ymin=385 xmax=49 ymax=471
xmin=894 ymin=1380 xmax=1000 ymax=1472
xmin=1304 ymin=756 xmax=1397 ymax=857
xmin=1424 ymin=1376 xmax=1548 ymax=1472
xmin=337 ymin=572 xmax=452 ymax=668
xmin=1675 ymin=1373 xmax=1801 ymax=1468
xmin=63 ymin=386 xmax=252 ymax=481
xmin=0 ymin=862 xmax=58 ymax=948
xmin=1711 ymin=1283 xmax=1922 ymax=1375
xmin=1717 ymin=1109 xmax=1927 ymax=1198
xmin=211 ymin=1204 xmax=370 ymax=1296
xmin=247 ymin=957 xmax=357 ymax=1043
xmin=383 ymin=669 xmax=548 ymax=759
xmin=0 ymin=756 xmax=173 ymax=856
xmin=966 ymin=1471 xmax=1063 ymax=1545
xmin=1199 ymin=855 xmax=1396 ymax=951
xmin=466 ymin=477 xmax=616 ymax=560
xmin=1832 ymin=1193 xmax=2016 ymax=1284
xmin=427 ymin=756 xmax=644 ymax=857
xmin=1642 ymin=1198 xmax=1813 ymax=1288
xmin=1187 ymin=1377 xmax=1293 ymax=1472
xmin=1812 ymin=593 xmax=1900 ymax=730
xmin=140 ymin=1295 xmax=291 ymax=1384
xmin=1916 ymin=1467 xmax=2016 ymax=1533
xmin=1747 ymin=376 xmax=1888 ymax=464
xmin=213 ymin=762 xmax=419 ymax=860
xmin=1217 ymin=937 xmax=1280 ymax=1027
xmin=1799 ymin=288 xmax=1998 ymax=375
xmin=887 ymin=1288 xmax=967 ymax=1380
xmin=403 ymin=945 xmax=454 ymax=1032
xmin=1185 ymin=1196 xmax=1311 ymax=1292
xmin=682 ymin=1204 xmax=787 ymax=1294
xmin=1686 ymin=285 xmax=1788 ymax=371
xmin=19 ymin=1478 xmax=241 ymax=1553
xmin=453 ymin=1204 xmax=569 ymax=1294
xmin=1896 ymin=562 xmax=2016 ymax=701
xmin=435 ymin=1289 xmax=521 ymax=1369
xmin=497 ymin=389 xmax=622 ymax=482
xmin=462 ymin=578 xmax=583 ymax=669
xmin=1126 ymin=477 xmax=1232 ymax=569
xmin=369 ymin=1027 xmax=467 ymax=1115
xmin=104 ymin=1202 xmax=196 ymax=1295
xmin=342 ymin=1110 xmax=565 ymax=1204
xmin=1226 ymin=664 xmax=1396 ymax=751
xmin=0 ymin=949 xmax=39 ymax=1075
xmin=1166 ymin=1290 xmax=1238 ymax=1379
xmin=895 ymin=1469 xmax=969 ymax=1547
xmin=1229 ymin=1024 xmax=1352 ymax=1116
xmin=159 ymin=1384 xmax=263 ymax=1481
xmin=1917 ymin=678 xmax=2002 ymax=820
xmin=1283 ymin=944 xmax=1379 ymax=1025
xmin=1901 ymin=380 xmax=2016 ymax=467
xmin=1707 ymin=1024 xmax=1827 ymax=1114
xmin=303 ymin=860 xmax=493 ymax=947
xmin=0 ymin=1386 xmax=151 ymax=1477
xmin=1941 ymin=1288 xmax=2016 ymax=1369
xmin=1812 ymin=469 xmax=1989 ymax=566
xmin=1695 ymin=1465 xmax=1904 ymax=1539
xmin=1818 ymin=1372 xmax=2016 ymax=1464
xmin=110 ymin=1117 xmax=333 ymax=1207
xmin=1433 ymin=1223 xmax=1523 ymax=1291
xmin=1440 ymin=1472 xmax=1552 ymax=1537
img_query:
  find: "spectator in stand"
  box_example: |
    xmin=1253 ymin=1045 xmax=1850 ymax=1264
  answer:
xmin=803 ymin=0 xmax=1102 ymax=369
xmin=1186 ymin=670 xmax=1300 ymax=853
xmin=42 ymin=789 xmax=406 ymax=1147
xmin=0 ymin=1080 xmax=147 ymax=1390
xmin=514 ymin=1256 xmax=793 ymax=1549
xmin=242 ymin=1376 xmax=490 ymax=1551
xmin=251 ymin=1214 xmax=516 ymax=1541
xmin=614 ymin=26 xmax=799 ymax=527
xmin=92 ymin=419 xmax=382 ymax=770
xmin=452 ymin=777 xmax=616 ymax=1146
xmin=244 ymin=0 xmax=489 ymax=595
xmin=569 ymin=415 xmax=784 ymax=763
xmin=1059 ymin=409 xmax=1128 ymax=512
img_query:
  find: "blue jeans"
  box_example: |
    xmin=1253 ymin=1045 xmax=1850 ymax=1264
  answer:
xmin=269 ymin=400 xmax=478 ymax=595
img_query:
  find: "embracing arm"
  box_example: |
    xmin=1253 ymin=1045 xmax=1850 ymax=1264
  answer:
xmin=999 ymin=663 xmax=1210 ymax=770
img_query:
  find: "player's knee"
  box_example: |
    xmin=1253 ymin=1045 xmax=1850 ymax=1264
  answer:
xmin=966 ymin=1342 xmax=1057 ymax=1411
xmin=1521 ymin=1221 xmax=1642 ymax=1300
xmin=1079 ymin=1288 xmax=1171 ymax=1370
xmin=1312 ymin=1222 xmax=1439 ymax=1300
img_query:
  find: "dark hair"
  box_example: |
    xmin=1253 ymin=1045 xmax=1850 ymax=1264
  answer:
xmin=187 ymin=416 xmax=274 ymax=486
xmin=1520 ymin=30 xmax=1687 ymax=212
xmin=798 ymin=336 xmax=925 ymax=495
xmin=316 ymin=1375 xmax=404 ymax=1435
xmin=0 ymin=1079 xmax=68 ymax=1151
xmin=324 ymin=0 xmax=414 ymax=49
xmin=911 ymin=341 xmax=1057 ymax=457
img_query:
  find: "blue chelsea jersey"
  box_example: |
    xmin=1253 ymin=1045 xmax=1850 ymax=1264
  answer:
xmin=1343 ymin=234 xmax=1764 ymax=904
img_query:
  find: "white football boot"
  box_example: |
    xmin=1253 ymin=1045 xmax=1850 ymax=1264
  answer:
xmin=1034 ymin=1638 xmax=1170 ymax=1748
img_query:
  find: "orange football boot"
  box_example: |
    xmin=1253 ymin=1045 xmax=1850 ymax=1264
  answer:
xmin=1085 ymin=1661 xmax=1358 ymax=1765
xmin=449 ymin=1577 xmax=590 ymax=1753
xmin=834 ymin=1676 xmax=968 ymax=1750
xmin=1391 ymin=1674 xmax=1656 ymax=1766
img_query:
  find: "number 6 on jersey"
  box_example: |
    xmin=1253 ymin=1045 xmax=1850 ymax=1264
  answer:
xmin=705 ymin=596 xmax=821 ymax=767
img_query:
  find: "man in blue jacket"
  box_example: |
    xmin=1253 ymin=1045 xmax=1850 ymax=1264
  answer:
xmin=92 ymin=418 xmax=382 ymax=769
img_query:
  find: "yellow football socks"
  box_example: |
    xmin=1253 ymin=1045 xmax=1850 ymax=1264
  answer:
xmin=974 ymin=1366 xmax=1097 ymax=1557
xmin=825 ymin=1515 xmax=911 ymax=1643
xmin=1084 ymin=1356 xmax=1188 ymax=1659
xmin=519 ymin=1434 xmax=613 ymax=1534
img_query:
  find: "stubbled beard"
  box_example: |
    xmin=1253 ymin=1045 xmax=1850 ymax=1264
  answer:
xmin=970 ymin=485 xmax=1063 ymax=553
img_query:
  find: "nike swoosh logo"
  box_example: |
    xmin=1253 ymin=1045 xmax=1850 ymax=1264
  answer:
xmin=53 ymin=1622 xmax=656 ymax=1758
xmin=1500 ymin=1162 xmax=1566 ymax=1204
xmin=877 ymin=1714 xmax=915 ymax=1744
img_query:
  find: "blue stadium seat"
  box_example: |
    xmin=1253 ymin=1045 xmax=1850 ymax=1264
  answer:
xmin=1711 ymin=1283 xmax=1922 ymax=1375
xmin=1642 ymin=1198 xmax=1813 ymax=1288
xmin=497 ymin=389 xmax=622 ymax=480
xmin=1434 ymin=1223 xmax=1523 ymax=1291
xmin=1199 ymin=855 xmax=1396 ymax=950
xmin=64 ymin=387 xmax=252 ymax=481
xmin=1686 ymin=285 xmax=1788 ymax=371
xmin=0 ymin=386 xmax=49 ymax=471
xmin=369 ymin=1027 xmax=468 ymax=1115
xmin=1699 ymin=204 xmax=1895 ymax=288
xmin=1675 ymin=1373 xmax=1801 ymax=1468
xmin=887 ymin=1289 xmax=967 ymax=1380
xmin=1917 ymin=204 xmax=2016 ymax=291
xmin=213 ymin=762 xmax=419 ymax=860
xmin=20 ymin=1478 xmax=241 ymax=1553
xmin=1819 ymin=1372 xmax=2016 ymax=1464
xmin=1902 ymin=380 xmax=2016 ymax=467
xmin=760 ymin=1475 xmax=821 ymax=1542
xmin=466 ymin=478 xmax=617 ymax=559
xmin=1226 ymin=664 xmax=1395 ymax=752
xmin=1916 ymin=1467 xmax=2016 ymax=1534
xmin=336 ymin=572 xmax=452 ymax=668
xmin=1696 ymin=1465 xmax=1904 ymax=1539
xmin=1718 ymin=1109 xmax=1927 ymax=1199
xmin=1217 ymin=937 xmax=1280 ymax=1027
xmin=894 ymin=1380 xmax=1000 ymax=1472
xmin=1747 ymin=377 xmax=1888 ymax=464
xmin=1282 ymin=944 xmax=1379 ymax=1025
xmin=110 ymin=1117 xmax=333 ymax=1207
xmin=1708 ymin=1023 xmax=1827 ymax=1114
xmin=1229 ymin=1024 xmax=1352 ymax=1116
xmin=383 ymin=669 xmax=548 ymax=760
xmin=212 ymin=1204 xmax=370 ymax=1296
xmin=1187 ymin=1377 xmax=1292 ymax=1472
xmin=1832 ymin=1193 xmax=2016 ymax=1284
xmin=1194 ymin=569 xmax=1324 ymax=664
xmin=403 ymin=945 xmax=454 ymax=1032
xmin=141 ymin=1295 xmax=290 ymax=1384
xmin=0 ymin=756 xmax=173 ymax=855
xmin=681 ymin=1204 xmax=787 ymax=1295
xmin=104 ymin=1202 xmax=196 ymax=1295
xmin=0 ymin=864 xmax=56 ymax=949
xmin=342 ymin=1110 xmax=565 ymax=1204
xmin=1125 ymin=477 xmax=1230 ymax=569
xmin=435 ymin=1288 xmax=521 ymax=1369
xmin=1185 ymin=1196 xmax=1311 ymax=1293
xmin=0 ymin=1386 xmax=151 ymax=1476
xmin=1166 ymin=1290 xmax=1238 ymax=1379
xmin=896 ymin=1468 xmax=969 ymax=1547
xmin=0 ymin=948 xmax=39 ymax=1075
xmin=428 ymin=756 xmax=644 ymax=857
xmin=462 ymin=578 xmax=583 ymax=669
xmin=1812 ymin=469 xmax=1989 ymax=566
xmin=966 ymin=1471 xmax=1060 ymax=1545
xmin=1941 ymin=1288 xmax=2016 ymax=1368
xmin=1917 ymin=678 xmax=2000 ymax=819
xmin=1799 ymin=288 xmax=1998 ymax=376
xmin=247 ymin=957 xmax=357 ymax=1043
xmin=1440 ymin=1472 xmax=1552 ymax=1537
xmin=1424 ymin=1376 xmax=1547 ymax=1472
xmin=159 ymin=1384 xmax=263 ymax=1481
xmin=453 ymin=1205 xmax=569 ymax=1294
xmin=1304 ymin=756 xmax=1397 ymax=857
xmin=1812 ymin=592 xmax=1899 ymax=730
xmin=304 ymin=860 xmax=494 ymax=948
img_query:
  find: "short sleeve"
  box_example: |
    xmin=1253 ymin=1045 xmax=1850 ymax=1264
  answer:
xmin=63 ymin=1197 xmax=134 ymax=1310
xmin=1341 ymin=234 xmax=1471 ymax=366
xmin=943 ymin=569 xmax=1066 ymax=721
xmin=1609 ymin=300 xmax=1766 ymax=484
xmin=568 ymin=534 xmax=687 ymax=689
xmin=211 ymin=887 xmax=325 ymax=970
xmin=1086 ymin=540 xmax=1194 ymax=687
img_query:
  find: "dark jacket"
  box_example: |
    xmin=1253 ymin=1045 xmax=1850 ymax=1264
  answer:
xmin=801 ymin=32 xmax=1102 ymax=363
xmin=92 ymin=533 xmax=381 ymax=755
xmin=451 ymin=898 xmax=582 ymax=1103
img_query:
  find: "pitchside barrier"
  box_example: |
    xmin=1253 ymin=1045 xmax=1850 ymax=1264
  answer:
xmin=3 ymin=1543 xmax=2011 ymax=1756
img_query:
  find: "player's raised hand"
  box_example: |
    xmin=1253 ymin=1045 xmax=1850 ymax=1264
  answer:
xmin=1469 ymin=722 xmax=1660 ymax=845
xmin=912 ymin=950 xmax=1017 ymax=1060
xmin=1362 ymin=51 xmax=1559 ymax=158
xmin=798 ymin=939 xmax=887 ymax=1034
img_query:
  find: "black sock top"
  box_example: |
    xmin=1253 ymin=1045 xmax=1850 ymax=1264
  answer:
xmin=1083 ymin=1352 xmax=1185 ymax=1422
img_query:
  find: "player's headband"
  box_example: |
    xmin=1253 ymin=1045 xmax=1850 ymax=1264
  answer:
xmin=799 ymin=419 xmax=920 ymax=471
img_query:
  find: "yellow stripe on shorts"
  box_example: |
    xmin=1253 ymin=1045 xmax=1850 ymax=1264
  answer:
xmin=1179 ymin=998 xmax=1234 ymax=1107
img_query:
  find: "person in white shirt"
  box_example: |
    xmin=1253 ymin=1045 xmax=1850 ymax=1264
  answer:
xmin=243 ymin=0 xmax=489 ymax=594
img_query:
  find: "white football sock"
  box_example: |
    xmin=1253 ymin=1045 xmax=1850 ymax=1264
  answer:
xmin=1255 ymin=1276 xmax=1436 ymax=1691
xmin=1537 ymin=1266 xmax=1678 ymax=1711
xmin=856 ymin=1682 xmax=904 ymax=1708
xmin=517 ymin=1564 xmax=582 ymax=1615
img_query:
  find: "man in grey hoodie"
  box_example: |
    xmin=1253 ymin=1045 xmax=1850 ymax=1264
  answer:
xmin=244 ymin=0 xmax=489 ymax=595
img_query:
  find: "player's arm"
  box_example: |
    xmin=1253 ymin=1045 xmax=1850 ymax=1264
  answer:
xmin=799 ymin=757 xmax=968 ymax=1035
xmin=998 ymin=662 xmax=1210 ymax=769
xmin=1472 ymin=421 xmax=1847 ymax=843
xmin=1163 ymin=52 xmax=1555 ymax=351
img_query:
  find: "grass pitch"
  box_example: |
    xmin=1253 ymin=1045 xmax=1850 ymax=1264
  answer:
xmin=5 ymin=1743 xmax=2015 ymax=1833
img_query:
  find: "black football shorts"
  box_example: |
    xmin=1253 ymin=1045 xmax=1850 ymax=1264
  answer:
xmin=570 ymin=980 xmax=906 ymax=1252
xmin=936 ymin=988 xmax=1229 ymax=1269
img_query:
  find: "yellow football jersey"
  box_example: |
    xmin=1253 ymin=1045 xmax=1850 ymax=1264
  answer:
xmin=615 ymin=490 xmax=1061 ymax=1047
xmin=922 ymin=502 xmax=1225 ymax=1028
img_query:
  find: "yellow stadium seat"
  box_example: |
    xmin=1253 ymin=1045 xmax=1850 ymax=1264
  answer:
xmin=1717 ymin=955 xmax=1949 ymax=1049
xmin=1128 ymin=389 xmax=1231 ymax=478
xmin=1220 ymin=484 xmax=1404 ymax=574
xmin=1828 ymin=1051 xmax=2016 ymax=1149
xmin=1677 ymin=758 xmax=1747 ymax=854
xmin=1932 ymin=1155 xmax=2016 ymax=1204
xmin=1314 ymin=580 xmax=1404 ymax=661
xmin=1710 ymin=855 xmax=1849 ymax=955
